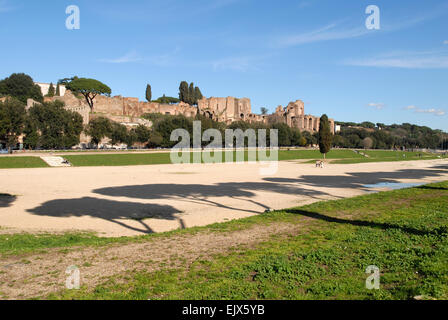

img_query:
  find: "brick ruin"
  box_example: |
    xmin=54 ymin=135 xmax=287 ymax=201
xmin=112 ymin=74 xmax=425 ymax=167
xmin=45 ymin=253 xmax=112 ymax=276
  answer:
xmin=32 ymin=83 xmax=334 ymax=134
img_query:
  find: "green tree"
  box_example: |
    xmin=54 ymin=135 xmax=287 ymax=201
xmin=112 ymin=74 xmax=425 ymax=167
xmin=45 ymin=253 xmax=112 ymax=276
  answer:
xmin=65 ymin=78 xmax=111 ymax=112
xmin=179 ymin=81 xmax=189 ymax=103
xmin=188 ymin=82 xmax=195 ymax=105
xmin=0 ymin=73 xmax=43 ymax=104
xmin=153 ymin=95 xmax=180 ymax=104
xmin=86 ymin=117 xmax=113 ymax=147
xmin=147 ymin=131 xmax=163 ymax=148
xmin=260 ymin=107 xmax=268 ymax=115
xmin=145 ymin=84 xmax=152 ymax=102
xmin=46 ymin=83 xmax=55 ymax=97
xmin=55 ymin=83 xmax=61 ymax=96
xmin=154 ymin=115 xmax=193 ymax=148
xmin=291 ymin=128 xmax=302 ymax=146
xmin=0 ymin=98 xmax=26 ymax=152
xmin=318 ymin=114 xmax=333 ymax=159
xmin=110 ymin=122 xmax=129 ymax=145
xmin=272 ymin=123 xmax=292 ymax=146
xmin=134 ymin=125 xmax=151 ymax=144
xmin=194 ymin=86 xmax=203 ymax=104
xmin=362 ymin=137 xmax=373 ymax=149
xmin=25 ymin=101 xmax=83 ymax=149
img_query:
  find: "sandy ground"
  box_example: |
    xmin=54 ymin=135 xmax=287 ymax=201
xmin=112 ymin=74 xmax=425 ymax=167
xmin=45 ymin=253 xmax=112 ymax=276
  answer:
xmin=0 ymin=159 xmax=447 ymax=237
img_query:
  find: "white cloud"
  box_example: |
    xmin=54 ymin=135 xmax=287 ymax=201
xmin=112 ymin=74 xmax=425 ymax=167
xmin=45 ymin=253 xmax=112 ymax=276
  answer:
xmin=444 ymin=40 xmax=448 ymax=45
xmin=345 ymin=51 xmax=448 ymax=69
xmin=404 ymin=105 xmax=445 ymax=116
xmin=272 ymin=6 xmax=445 ymax=49
xmin=367 ymin=102 xmax=385 ymax=110
xmin=275 ymin=23 xmax=369 ymax=47
xmin=415 ymin=108 xmax=446 ymax=116
xmin=99 ymin=50 xmax=142 ymax=64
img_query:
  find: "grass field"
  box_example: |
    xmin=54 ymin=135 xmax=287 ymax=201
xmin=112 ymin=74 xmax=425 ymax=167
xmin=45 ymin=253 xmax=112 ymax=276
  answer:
xmin=63 ymin=149 xmax=442 ymax=167
xmin=332 ymin=150 xmax=442 ymax=164
xmin=0 ymin=149 xmax=443 ymax=168
xmin=0 ymin=157 xmax=48 ymax=169
xmin=2 ymin=181 xmax=447 ymax=300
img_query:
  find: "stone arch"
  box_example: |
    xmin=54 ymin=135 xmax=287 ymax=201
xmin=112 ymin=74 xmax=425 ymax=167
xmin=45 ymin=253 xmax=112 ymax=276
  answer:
xmin=204 ymin=111 xmax=213 ymax=119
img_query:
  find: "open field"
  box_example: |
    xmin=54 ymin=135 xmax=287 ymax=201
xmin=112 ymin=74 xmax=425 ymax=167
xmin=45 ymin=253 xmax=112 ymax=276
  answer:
xmin=0 ymin=157 xmax=48 ymax=169
xmin=0 ymin=180 xmax=446 ymax=299
xmin=0 ymin=149 xmax=444 ymax=168
xmin=1 ymin=159 xmax=447 ymax=237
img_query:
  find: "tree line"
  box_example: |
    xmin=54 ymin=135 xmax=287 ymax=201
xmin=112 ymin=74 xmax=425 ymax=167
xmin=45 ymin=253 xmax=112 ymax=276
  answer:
xmin=145 ymin=81 xmax=203 ymax=105
xmin=334 ymin=121 xmax=448 ymax=150
xmin=0 ymin=98 xmax=84 ymax=151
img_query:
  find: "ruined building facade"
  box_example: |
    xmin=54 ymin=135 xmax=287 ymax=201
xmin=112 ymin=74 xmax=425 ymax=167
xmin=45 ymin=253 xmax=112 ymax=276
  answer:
xmin=34 ymin=83 xmax=334 ymax=134
xmin=198 ymin=97 xmax=334 ymax=133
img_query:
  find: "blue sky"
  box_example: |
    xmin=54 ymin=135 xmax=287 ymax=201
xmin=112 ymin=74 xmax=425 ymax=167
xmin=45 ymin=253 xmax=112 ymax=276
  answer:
xmin=1 ymin=0 xmax=447 ymax=131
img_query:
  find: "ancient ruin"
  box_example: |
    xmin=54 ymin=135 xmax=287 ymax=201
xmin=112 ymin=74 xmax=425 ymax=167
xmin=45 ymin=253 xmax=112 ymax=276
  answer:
xmin=33 ymin=82 xmax=334 ymax=134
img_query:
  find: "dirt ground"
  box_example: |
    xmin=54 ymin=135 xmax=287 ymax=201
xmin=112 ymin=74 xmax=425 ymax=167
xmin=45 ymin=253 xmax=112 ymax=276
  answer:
xmin=1 ymin=159 xmax=447 ymax=237
xmin=0 ymin=222 xmax=304 ymax=299
xmin=0 ymin=159 xmax=447 ymax=299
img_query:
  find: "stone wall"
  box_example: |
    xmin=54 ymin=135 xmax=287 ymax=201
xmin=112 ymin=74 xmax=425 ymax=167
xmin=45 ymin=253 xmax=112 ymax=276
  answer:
xmin=43 ymin=90 xmax=334 ymax=134
xmin=198 ymin=97 xmax=253 ymax=124
xmin=47 ymin=90 xmax=198 ymax=125
xmin=270 ymin=99 xmax=335 ymax=133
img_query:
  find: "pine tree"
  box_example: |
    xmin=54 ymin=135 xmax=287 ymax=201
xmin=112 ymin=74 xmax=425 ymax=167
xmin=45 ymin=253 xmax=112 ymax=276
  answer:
xmin=55 ymin=83 xmax=61 ymax=96
xmin=47 ymin=83 xmax=55 ymax=97
xmin=145 ymin=84 xmax=152 ymax=102
xmin=179 ymin=81 xmax=189 ymax=103
xmin=318 ymin=114 xmax=333 ymax=159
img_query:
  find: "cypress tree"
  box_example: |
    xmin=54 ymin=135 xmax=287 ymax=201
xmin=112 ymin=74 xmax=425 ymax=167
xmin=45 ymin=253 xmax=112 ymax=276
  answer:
xmin=318 ymin=114 xmax=332 ymax=159
xmin=188 ymin=82 xmax=195 ymax=105
xmin=194 ymin=86 xmax=203 ymax=105
xmin=145 ymin=84 xmax=152 ymax=102
xmin=47 ymin=83 xmax=55 ymax=97
xmin=179 ymin=81 xmax=189 ymax=103
xmin=55 ymin=83 xmax=61 ymax=96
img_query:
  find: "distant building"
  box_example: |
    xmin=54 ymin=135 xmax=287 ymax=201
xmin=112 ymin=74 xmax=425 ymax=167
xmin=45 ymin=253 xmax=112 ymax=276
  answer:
xmin=35 ymin=82 xmax=66 ymax=97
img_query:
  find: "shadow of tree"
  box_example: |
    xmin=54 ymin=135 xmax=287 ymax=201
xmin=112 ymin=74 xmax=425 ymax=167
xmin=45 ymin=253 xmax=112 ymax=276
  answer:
xmin=264 ymin=166 xmax=448 ymax=190
xmin=93 ymin=181 xmax=331 ymax=214
xmin=0 ymin=194 xmax=16 ymax=208
xmin=416 ymin=185 xmax=448 ymax=191
xmin=27 ymin=197 xmax=183 ymax=234
xmin=287 ymin=209 xmax=447 ymax=237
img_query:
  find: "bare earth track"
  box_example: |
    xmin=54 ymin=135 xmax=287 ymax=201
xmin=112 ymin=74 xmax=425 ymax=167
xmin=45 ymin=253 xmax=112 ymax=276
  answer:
xmin=0 ymin=159 xmax=447 ymax=299
xmin=1 ymin=159 xmax=447 ymax=237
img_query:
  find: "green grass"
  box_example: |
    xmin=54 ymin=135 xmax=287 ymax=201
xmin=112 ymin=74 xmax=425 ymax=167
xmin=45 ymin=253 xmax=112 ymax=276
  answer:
xmin=0 ymin=157 xmax=48 ymax=169
xmin=0 ymin=233 xmax=126 ymax=256
xmin=332 ymin=150 xmax=443 ymax=164
xmin=0 ymin=149 xmax=442 ymax=168
xmin=65 ymin=152 xmax=173 ymax=167
xmin=38 ymin=180 xmax=448 ymax=300
xmin=62 ymin=149 xmax=433 ymax=167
